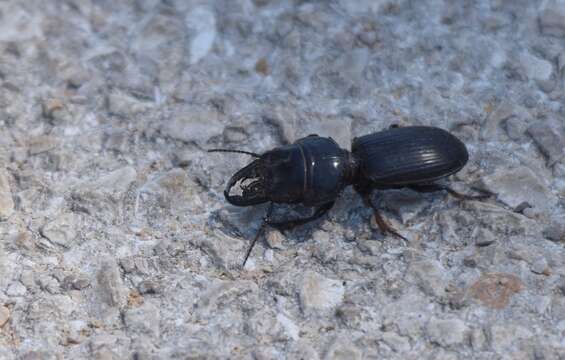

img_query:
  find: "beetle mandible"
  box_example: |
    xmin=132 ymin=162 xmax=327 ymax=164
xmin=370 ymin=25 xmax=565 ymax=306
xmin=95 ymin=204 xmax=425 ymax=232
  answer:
xmin=209 ymin=126 xmax=490 ymax=266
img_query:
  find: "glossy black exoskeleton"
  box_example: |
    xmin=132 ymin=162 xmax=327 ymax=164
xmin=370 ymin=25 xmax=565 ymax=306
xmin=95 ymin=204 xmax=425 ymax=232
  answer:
xmin=209 ymin=126 xmax=488 ymax=266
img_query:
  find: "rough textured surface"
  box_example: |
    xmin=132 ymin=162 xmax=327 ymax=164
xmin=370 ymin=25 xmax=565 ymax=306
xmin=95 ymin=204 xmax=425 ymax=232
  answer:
xmin=0 ymin=0 xmax=563 ymax=359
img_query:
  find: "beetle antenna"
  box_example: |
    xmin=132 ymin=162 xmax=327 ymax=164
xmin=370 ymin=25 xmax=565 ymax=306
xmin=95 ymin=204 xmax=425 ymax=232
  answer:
xmin=242 ymin=203 xmax=274 ymax=268
xmin=208 ymin=149 xmax=260 ymax=157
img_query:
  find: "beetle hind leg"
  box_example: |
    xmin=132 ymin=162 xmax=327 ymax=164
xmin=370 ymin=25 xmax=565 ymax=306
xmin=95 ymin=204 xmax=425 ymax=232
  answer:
xmin=409 ymin=184 xmax=492 ymax=200
xmin=355 ymin=185 xmax=408 ymax=241
xmin=360 ymin=192 xmax=408 ymax=241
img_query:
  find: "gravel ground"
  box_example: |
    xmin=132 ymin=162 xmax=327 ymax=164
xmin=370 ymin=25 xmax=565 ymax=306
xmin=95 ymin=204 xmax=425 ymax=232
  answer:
xmin=0 ymin=0 xmax=564 ymax=359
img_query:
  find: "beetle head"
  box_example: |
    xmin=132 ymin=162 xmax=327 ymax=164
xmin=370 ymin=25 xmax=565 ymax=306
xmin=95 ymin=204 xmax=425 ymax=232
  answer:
xmin=224 ymin=158 xmax=268 ymax=206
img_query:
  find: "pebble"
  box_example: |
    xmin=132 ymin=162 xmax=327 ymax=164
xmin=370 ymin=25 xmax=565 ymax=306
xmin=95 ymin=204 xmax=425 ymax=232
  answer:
xmin=28 ymin=135 xmax=57 ymax=155
xmin=96 ymin=258 xmax=127 ymax=308
xmin=469 ymin=273 xmax=523 ymax=309
xmin=479 ymin=166 xmax=551 ymax=211
xmin=107 ymin=90 xmax=152 ymax=118
xmin=185 ymin=6 xmax=216 ymax=65
xmin=527 ymin=123 xmax=565 ymax=166
xmin=6 ymin=282 xmax=27 ymax=297
xmin=83 ymin=166 xmax=137 ymax=195
xmin=519 ymin=52 xmax=553 ymax=82
xmin=265 ymin=229 xmax=285 ymax=250
xmin=42 ymin=98 xmax=64 ymax=118
xmin=0 ymin=305 xmax=10 ymax=327
xmin=543 ymin=221 xmax=565 ymax=242
xmin=504 ymin=116 xmax=528 ymax=142
xmin=40 ymin=213 xmax=79 ymax=248
xmin=409 ymin=259 xmax=447 ymax=298
xmin=472 ymin=226 xmax=496 ymax=247
xmin=0 ymin=169 xmax=14 ymax=220
xmin=160 ymin=108 xmax=223 ymax=144
xmin=539 ymin=0 xmax=565 ymax=37
xmin=63 ymin=274 xmax=90 ymax=290
xmin=299 ymin=271 xmax=344 ymax=312
xmin=137 ymin=280 xmax=160 ymax=295
xmin=124 ymin=301 xmax=160 ymax=338
xmin=530 ymin=258 xmax=550 ymax=275
xmin=324 ymin=337 xmax=362 ymax=360
xmin=381 ymin=332 xmax=411 ymax=353
xmin=490 ymin=324 xmax=532 ymax=353
xmin=426 ymin=317 xmax=468 ymax=347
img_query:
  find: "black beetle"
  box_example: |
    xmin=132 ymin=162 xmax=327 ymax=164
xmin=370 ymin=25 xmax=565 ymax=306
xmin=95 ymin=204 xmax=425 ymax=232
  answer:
xmin=210 ymin=126 xmax=489 ymax=266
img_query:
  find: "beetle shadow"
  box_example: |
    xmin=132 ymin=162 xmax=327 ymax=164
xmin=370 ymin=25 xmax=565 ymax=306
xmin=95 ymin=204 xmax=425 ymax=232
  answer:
xmin=207 ymin=203 xmax=270 ymax=240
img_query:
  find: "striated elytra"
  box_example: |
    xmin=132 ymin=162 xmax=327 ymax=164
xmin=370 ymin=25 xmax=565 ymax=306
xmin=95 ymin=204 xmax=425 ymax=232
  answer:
xmin=209 ymin=125 xmax=489 ymax=267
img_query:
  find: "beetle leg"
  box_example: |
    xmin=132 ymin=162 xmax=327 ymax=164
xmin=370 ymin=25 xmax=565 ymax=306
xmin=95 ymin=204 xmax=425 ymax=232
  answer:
xmin=242 ymin=202 xmax=274 ymax=268
xmin=265 ymin=202 xmax=335 ymax=231
xmin=409 ymin=184 xmax=492 ymax=200
xmin=355 ymin=183 xmax=408 ymax=241
xmin=361 ymin=193 xmax=408 ymax=241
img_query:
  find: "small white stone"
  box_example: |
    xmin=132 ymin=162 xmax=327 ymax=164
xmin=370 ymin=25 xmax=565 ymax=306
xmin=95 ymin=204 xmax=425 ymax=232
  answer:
xmin=0 ymin=306 xmax=10 ymax=327
xmin=6 ymin=282 xmax=27 ymax=297
xmin=539 ymin=0 xmax=565 ymax=37
xmin=276 ymin=313 xmax=300 ymax=340
xmin=480 ymin=166 xmax=551 ymax=211
xmin=186 ymin=6 xmax=217 ymax=64
xmin=520 ymin=52 xmax=553 ymax=82
xmin=299 ymin=271 xmax=344 ymax=311
xmin=0 ymin=169 xmax=14 ymax=220
xmin=426 ymin=317 xmax=468 ymax=347
xmin=40 ymin=213 xmax=79 ymax=248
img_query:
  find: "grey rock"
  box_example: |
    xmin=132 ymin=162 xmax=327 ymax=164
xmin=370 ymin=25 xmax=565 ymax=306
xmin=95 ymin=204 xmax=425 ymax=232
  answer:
xmin=472 ymin=227 xmax=496 ymax=247
xmin=0 ymin=169 xmax=14 ymax=220
xmin=520 ymin=52 xmax=553 ymax=82
xmin=28 ymin=135 xmax=57 ymax=155
xmin=185 ymin=6 xmax=217 ymax=65
xmin=96 ymin=258 xmax=127 ymax=309
xmin=124 ymin=301 xmax=160 ymax=338
xmin=265 ymin=229 xmax=285 ymax=250
xmin=63 ymin=274 xmax=90 ymax=290
xmin=543 ymin=221 xmax=565 ymax=242
xmin=540 ymin=0 xmax=565 ymax=37
xmin=0 ymin=305 xmax=10 ymax=327
xmin=324 ymin=337 xmax=362 ymax=360
xmin=40 ymin=213 xmax=79 ymax=248
xmin=527 ymin=123 xmax=565 ymax=166
xmin=470 ymin=327 xmax=487 ymax=351
xmin=490 ymin=323 xmax=533 ymax=353
xmin=409 ymin=259 xmax=448 ymax=298
xmin=160 ymin=108 xmax=223 ymax=145
xmin=426 ymin=317 xmax=468 ymax=347
xmin=37 ymin=275 xmax=60 ymax=294
xmin=504 ymin=116 xmax=528 ymax=142
xmin=107 ymin=90 xmax=153 ymax=118
xmin=0 ymin=0 xmax=563 ymax=358
xmin=287 ymin=341 xmax=320 ymax=360
xmin=137 ymin=280 xmax=161 ymax=295
xmin=479 ymin=166 xmax=552 ymax=211
xmin=82 ymin=166 xmax=137 ymax=196
xmin=530 ymin=257 xmax=550 ymax=275
xmin=6 ymin=282 xmax=26 ymax=297
xmin=381 ymin=332 xmax=411 ymax=353
xmin=299 ymin=271 xmax=344 ymax=312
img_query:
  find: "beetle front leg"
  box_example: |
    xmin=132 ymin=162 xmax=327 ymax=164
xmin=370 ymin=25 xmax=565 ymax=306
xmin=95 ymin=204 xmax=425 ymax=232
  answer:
xmin=242 ymin=202 xmax=274 ymax=268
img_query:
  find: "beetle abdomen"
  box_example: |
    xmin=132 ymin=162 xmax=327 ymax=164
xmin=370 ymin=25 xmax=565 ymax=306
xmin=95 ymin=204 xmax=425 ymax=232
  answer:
xmin=352 ymin=126 xmax=468 ymax=187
